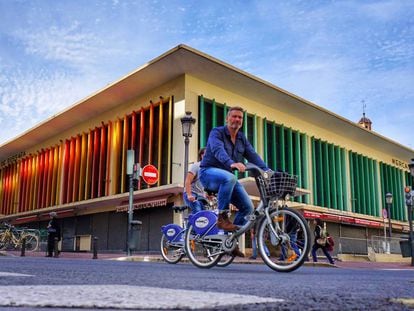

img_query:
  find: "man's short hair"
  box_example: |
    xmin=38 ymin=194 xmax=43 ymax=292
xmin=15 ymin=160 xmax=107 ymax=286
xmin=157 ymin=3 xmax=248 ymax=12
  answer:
xmin=227 ymin=106 xmax=244 ymax=116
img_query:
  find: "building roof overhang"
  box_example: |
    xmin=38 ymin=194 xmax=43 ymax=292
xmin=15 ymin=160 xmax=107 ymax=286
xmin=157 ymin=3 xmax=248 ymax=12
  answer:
xmin=1 ymin=44 xmax=413 ymax=162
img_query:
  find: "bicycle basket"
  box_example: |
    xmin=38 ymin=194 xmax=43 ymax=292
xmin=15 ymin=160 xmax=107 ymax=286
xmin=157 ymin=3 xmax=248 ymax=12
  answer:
xmin=257 ymin=172 xmax=298 ymax=199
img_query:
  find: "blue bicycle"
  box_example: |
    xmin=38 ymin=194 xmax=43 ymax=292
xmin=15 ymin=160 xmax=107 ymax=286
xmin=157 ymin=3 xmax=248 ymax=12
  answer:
xmin=160 ymin=199 xmax=235 ymax=266
xmin=184 ymin=163 xmax=311 ymax=272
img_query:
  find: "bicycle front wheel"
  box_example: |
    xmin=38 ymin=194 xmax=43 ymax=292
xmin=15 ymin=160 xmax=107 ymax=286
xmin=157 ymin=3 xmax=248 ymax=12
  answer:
xmin=184 ymin=225 xmax=221 ymax=269
xmin=160 ymin=234 xmax=184 ymax=264
xmin=257 ymin=207 xmax=310 ymax=272
xmin=22 ymin=234 xmax=39 ymax=251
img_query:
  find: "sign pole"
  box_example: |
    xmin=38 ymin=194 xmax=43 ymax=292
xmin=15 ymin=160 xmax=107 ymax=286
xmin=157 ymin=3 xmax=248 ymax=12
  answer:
xmin=126 ymin=150 xmax=134 ymax=257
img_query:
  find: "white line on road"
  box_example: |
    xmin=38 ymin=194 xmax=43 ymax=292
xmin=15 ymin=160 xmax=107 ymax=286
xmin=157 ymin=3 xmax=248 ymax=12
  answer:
xmin=0 ymin=285 xmax=283 ymax=309
xmin=0 ymin=272 xmax=33 ymax=277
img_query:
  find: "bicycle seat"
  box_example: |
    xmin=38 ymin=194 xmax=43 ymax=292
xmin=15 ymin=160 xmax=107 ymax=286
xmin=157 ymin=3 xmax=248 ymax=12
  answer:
xmin=172 ymin=205 xmax=188 ymax=213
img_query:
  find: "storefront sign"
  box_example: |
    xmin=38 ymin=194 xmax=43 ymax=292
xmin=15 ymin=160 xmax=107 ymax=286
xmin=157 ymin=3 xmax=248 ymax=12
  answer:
xmin=0 ymin=151 xmax=26 ymax=168
xmin=392 ymin=158 xmax=409 ymax=170
xmin=116 ymin=198 xmax=167 ymax=212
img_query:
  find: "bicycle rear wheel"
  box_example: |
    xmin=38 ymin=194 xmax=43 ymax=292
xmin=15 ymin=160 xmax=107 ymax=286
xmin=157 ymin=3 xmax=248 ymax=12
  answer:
xmin=257 ymin=207 xmax=310 ymax=272
xmin=0 ymin=232 xmax=9 ymax=250
xmin=184 ymin=225 xmax=221 ymax=269
xmin=216 ymin=253 xmax=235 ymax=267
xmin=160 ymin=234 xmax=184 ymax=264
xmin=22 ymin=233 xmax=39 ymax=251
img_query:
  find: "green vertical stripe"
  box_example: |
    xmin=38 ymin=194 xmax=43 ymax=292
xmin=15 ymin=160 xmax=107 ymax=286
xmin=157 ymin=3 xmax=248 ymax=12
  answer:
xmin=317 ymin=140 xmax=324 ymax=207
xmin=253 ymin=115 xmax=258 ymax=149
xmin=272 ymin=122 xmax=277 ymax=171
xmin=302 ymin=134 xmax=309 ymax=204
xmin=323 ymin=142 xmax=330 ymax=208
xmin=279 ymin=125 xmax=285 ymax=171
xmin=335 ymin=147 xmax=343 ymax=211
xmin=341 ymin=149 xmax=348 ymax=211
xmin=311 ymin=138 xmax=318 ymax=205
xmin=294 ymin=131 xmax=302 ymax=203
xmin=329 ymin=144 xmax=337 ymax=209
xmin=287 ymin=128 xmax=293 ymax=174
xmin=212 ymin=99 xmax=217 ymax=128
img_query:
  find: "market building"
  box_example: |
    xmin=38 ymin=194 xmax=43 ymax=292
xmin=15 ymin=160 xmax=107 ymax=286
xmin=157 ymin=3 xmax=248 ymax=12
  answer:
xmin=1 ymin=45 xmax=413 ymax=255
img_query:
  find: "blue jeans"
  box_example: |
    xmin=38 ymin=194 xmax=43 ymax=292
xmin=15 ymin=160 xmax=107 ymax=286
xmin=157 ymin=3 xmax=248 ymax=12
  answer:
xmin=280 ymin=232 xmax=301 ymax=259
xmin=183 ymin=192 xmax=205 ymax=214
xmin=251 ymin=236 xmax=270 ymax=258
xmin=199 ymin=167 xmax=253 ymax=226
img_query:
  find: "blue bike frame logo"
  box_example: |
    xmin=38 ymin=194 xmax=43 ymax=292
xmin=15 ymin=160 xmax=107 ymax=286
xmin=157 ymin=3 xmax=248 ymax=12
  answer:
xmin=195 ymin=217 xmax=209 ymax=228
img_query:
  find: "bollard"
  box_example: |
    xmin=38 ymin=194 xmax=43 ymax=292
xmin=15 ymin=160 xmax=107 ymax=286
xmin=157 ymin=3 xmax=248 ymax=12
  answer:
xmin=54 ymin=237 xmax=59 ymax=258
xmin=92 ymin=236 xmax=98 ymax=259
xmin=20 ymin=237 xmax=26 ymax=257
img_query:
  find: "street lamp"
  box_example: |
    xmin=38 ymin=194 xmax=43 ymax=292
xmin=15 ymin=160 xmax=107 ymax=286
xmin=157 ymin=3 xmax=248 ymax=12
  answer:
xmin=385 ymin=192 xmax=393 ymax=238
xmin=407 ymin=158 xmax=414 ymax=266
xmin=180 ymin=111 xmax=196 ymax=181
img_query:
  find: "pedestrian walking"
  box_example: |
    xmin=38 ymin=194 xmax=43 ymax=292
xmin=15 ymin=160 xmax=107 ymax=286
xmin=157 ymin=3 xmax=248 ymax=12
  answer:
xmin=311 ymin=218 xmax=334 ymax=265
xmin=46 ymin=212 xmax=61 ymax=257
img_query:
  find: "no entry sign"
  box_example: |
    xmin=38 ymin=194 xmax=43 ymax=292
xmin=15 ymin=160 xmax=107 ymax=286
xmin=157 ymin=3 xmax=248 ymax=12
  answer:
xmin=141 ymin=164 xmax=159 ymax=185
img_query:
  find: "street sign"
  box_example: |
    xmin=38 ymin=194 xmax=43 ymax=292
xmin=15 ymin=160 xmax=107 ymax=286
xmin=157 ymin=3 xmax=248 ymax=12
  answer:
xmin=141 ymin=164 xmax=159 ymax=185
xmin=382 ymin=208 xmax=388 ymax=219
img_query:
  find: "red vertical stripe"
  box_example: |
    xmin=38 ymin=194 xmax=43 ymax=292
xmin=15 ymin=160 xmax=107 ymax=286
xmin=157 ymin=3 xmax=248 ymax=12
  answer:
xmin=73 ymin=135 xmax=81 ymax=201
xmin=85 ymin=129 xmax=94 ymax=199
xmin=91 ymin=128 xmax=100 ymax=198
xmin=41 ymin=149 xmax=49 ymax=208
xmin=45 ymin=148 xmax=53 ymax=207
xmin=131 ymin=111 xmax=136 ymax=149
xmin=36 ymin=151 xmax=45 ymax=209
xmin=105 ymin=121 xmax=112 ymax=196
xmin=138 ymin=108 xmax=145 ymax=189
xmin=61 ymin=140 xmax=70 ymax=204
xmin=67 ymin=137 xmax=75 ymax=203
xmin=98 ymin=125 xmax=107 ymax=197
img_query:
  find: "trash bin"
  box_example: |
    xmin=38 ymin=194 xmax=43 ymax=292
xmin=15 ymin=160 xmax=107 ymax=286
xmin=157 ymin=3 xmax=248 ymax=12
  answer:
xmin=399 ymin=239 xmax=411 ymax=257
xmin=129 ymin=220 xmax=142 ymax=251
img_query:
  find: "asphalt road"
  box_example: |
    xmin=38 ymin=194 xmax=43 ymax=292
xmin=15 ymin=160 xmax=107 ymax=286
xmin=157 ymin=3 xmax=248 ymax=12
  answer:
xmin=0 ymin=256 xmax=413 ymax=310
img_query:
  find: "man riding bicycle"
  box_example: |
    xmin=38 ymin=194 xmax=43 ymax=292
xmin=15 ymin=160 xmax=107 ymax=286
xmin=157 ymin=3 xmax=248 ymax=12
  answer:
xmin=199 ymin=106 xmax=270 ymax=257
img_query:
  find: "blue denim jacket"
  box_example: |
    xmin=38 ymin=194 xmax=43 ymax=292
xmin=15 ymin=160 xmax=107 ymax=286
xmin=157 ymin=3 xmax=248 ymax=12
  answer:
xmin=200 ymin=126 xmax=269 ymax=172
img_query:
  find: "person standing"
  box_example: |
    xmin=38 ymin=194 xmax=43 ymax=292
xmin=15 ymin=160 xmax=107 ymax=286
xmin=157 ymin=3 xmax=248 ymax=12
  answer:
xmin=46 ymin=212 xmax=61 ymax=257
xmin=183 ymin=148 xmax=207 ymax=214
xmin=200 ymin=106 xmax=269 ymax=257
xmin=311 ymin=218 xmax=334 ymax=265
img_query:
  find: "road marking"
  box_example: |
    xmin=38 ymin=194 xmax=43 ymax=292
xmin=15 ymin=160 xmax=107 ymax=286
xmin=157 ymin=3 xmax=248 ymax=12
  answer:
xmin=0 ymin=285 xmax=282 ymax=309
xmin=391 ymin=298 xmax=414 ymax=307
xmin=0 ymin=272 xmax=33 ymax=277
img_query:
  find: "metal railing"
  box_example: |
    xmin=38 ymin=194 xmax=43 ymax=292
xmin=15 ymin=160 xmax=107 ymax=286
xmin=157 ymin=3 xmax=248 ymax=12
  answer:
xmin=337 ymin=236 xmax=403 ymax=256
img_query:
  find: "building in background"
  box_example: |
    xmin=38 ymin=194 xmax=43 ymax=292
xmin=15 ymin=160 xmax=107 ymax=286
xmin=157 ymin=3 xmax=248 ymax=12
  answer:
xmin=1 ymin=45 xmax=413 ymax=254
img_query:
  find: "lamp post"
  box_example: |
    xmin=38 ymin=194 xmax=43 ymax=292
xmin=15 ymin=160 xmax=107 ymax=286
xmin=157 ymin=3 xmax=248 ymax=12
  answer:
xmin=385 ymin=192 xmax=393 ymax=238
xmin=180 ymin=111 xmax=196 ymax=181
xmin=407 ymin=158 xmax=414 ymax=266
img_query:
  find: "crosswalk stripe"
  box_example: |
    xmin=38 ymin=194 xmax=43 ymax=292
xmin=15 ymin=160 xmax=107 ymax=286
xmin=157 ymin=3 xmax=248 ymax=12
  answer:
xmin=0 ymin=285 xmax=283 ymax=309
xmin=0 ymin=272 xmax=33 ymax=277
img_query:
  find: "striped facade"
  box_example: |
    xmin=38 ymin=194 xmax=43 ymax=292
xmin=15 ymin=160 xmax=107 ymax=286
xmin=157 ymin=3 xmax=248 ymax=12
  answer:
xmin=0 ymin=45 xmax=413 ymax=253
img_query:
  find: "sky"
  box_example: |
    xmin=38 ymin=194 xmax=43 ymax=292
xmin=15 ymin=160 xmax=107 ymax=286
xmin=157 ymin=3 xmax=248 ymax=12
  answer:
xmin=0 ymin=0 xmax=413 ymax=148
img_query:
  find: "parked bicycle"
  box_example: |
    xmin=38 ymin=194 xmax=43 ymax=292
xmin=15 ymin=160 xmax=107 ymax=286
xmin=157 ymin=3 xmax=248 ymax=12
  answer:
xmin=0 ymin=223 xmax=40 ymax=252
xmin=184 ymin=163 xmax=311 ymax=272
xmin=160 ymin=197 xmax=235 ymax=267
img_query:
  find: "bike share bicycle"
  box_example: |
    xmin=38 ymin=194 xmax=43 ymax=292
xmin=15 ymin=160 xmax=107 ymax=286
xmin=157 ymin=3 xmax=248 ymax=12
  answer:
xmin=0 ymin=223 xmax=40 ymax=252
xmin=160 ymin=196 xmax=235 ymax=267
xmin=184 ymin=163 xmax=311 ymax=272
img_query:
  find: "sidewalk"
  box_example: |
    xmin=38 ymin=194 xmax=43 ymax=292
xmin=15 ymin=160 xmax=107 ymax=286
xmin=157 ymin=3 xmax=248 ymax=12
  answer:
xmin=2 ymin=250 xmax=413 ymax=269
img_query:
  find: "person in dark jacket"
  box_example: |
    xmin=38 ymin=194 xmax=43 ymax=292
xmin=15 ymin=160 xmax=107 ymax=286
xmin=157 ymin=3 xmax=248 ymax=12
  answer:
xmin=311 ymin=218 xmax=334 ymax=264
xmin=46 ymin=212 xmax=61 ymax=257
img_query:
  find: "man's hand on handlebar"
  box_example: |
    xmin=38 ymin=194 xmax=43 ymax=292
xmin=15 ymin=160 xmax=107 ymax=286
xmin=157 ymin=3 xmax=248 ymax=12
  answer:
xmin=230 ymin=162 xmax=246 ymax=173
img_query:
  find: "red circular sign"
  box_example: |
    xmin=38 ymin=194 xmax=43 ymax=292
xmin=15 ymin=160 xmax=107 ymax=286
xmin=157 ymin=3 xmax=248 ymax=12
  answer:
xmin=141 ymin=164 xmax=159 ymax=185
